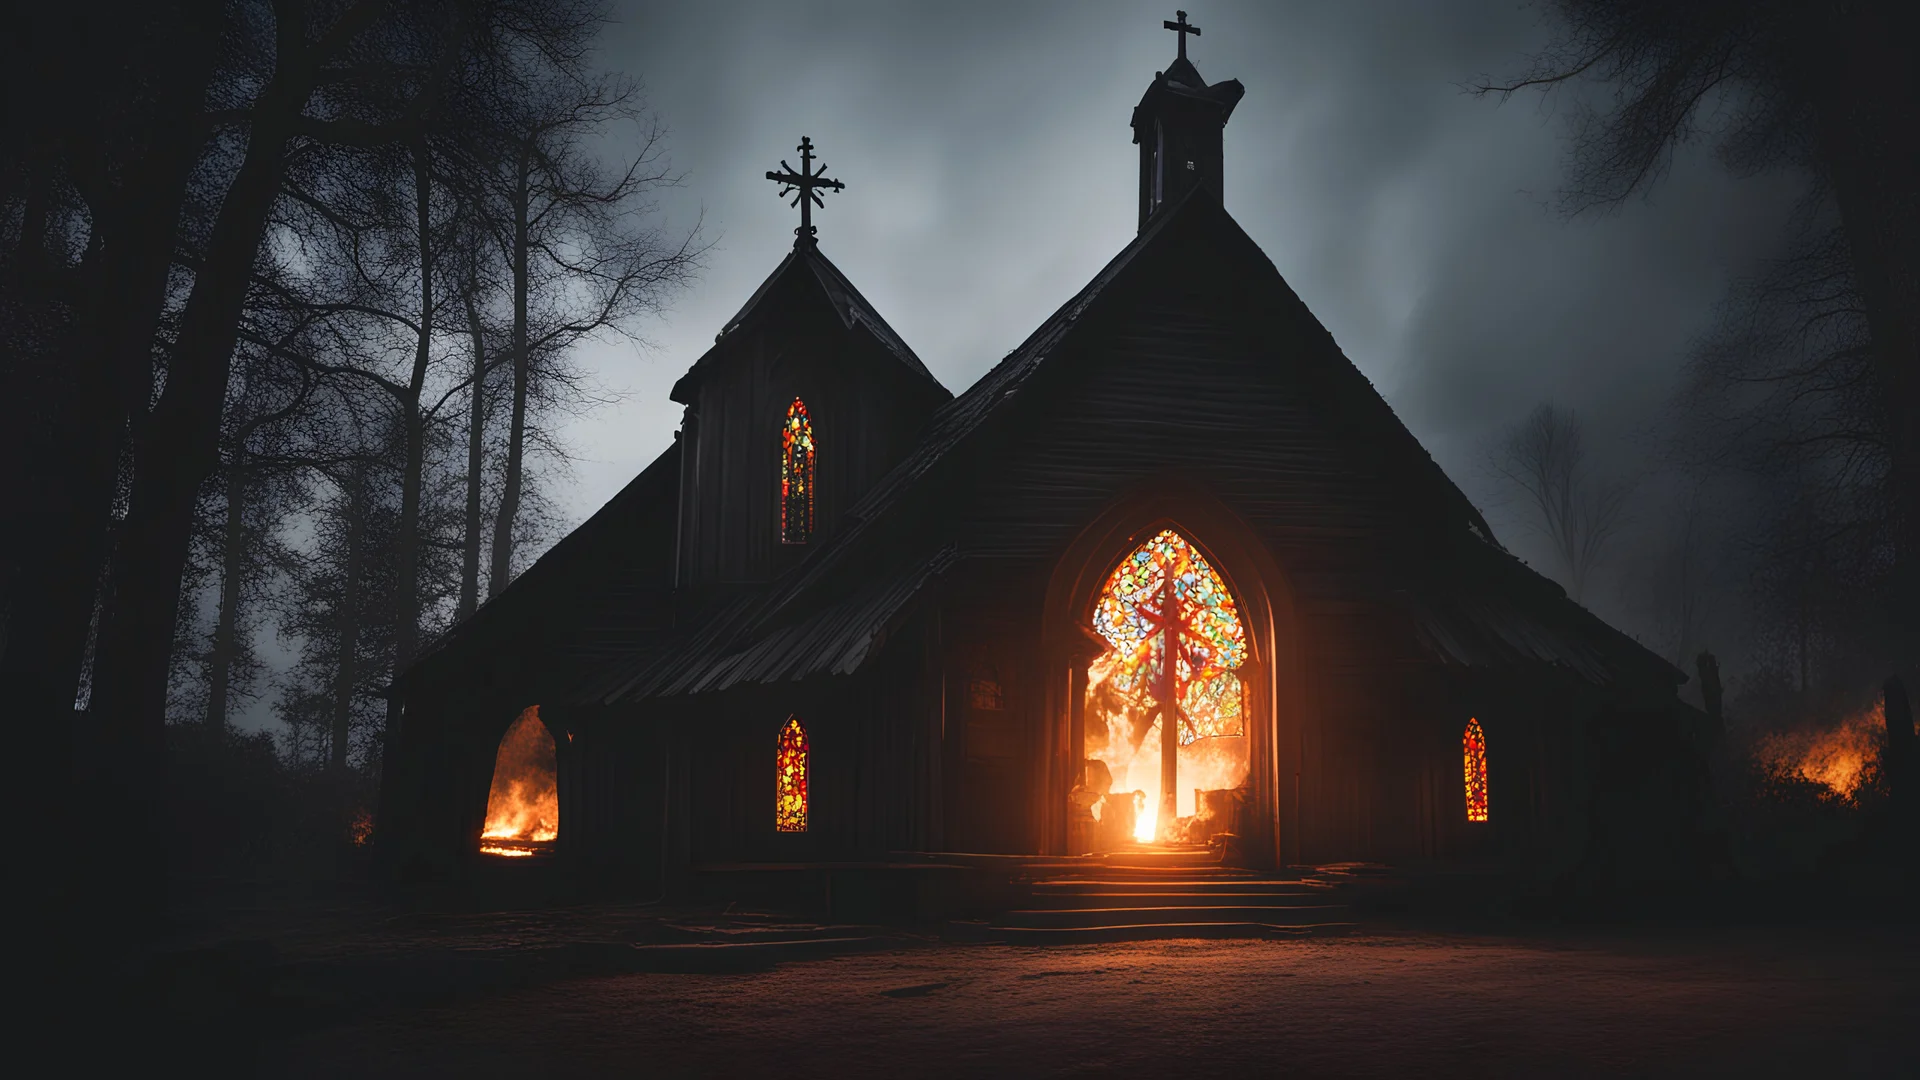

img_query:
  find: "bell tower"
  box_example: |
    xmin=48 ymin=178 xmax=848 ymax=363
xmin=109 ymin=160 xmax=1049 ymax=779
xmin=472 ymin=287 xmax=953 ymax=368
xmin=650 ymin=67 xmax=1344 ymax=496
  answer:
xmin=1131 ymin=10 xmax=1244 ymax=231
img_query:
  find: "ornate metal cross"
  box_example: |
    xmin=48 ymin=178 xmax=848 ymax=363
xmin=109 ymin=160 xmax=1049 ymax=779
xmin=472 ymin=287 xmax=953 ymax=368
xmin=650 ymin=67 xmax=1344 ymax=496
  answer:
xmin=1162 ymin=10 xmax=1200 ymax=61
xmin=765 ymin=136 xmax=845 ymax=245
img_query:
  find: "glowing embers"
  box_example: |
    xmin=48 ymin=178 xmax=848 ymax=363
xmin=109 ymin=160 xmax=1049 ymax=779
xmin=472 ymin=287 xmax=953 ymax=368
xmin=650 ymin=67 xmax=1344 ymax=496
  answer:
xmin=1463 ymin=717 xmax=1489 ymax=823
xmin=780 ymin=398 xmax=816 ymax=544
xmin=1083 ymin=528 xmax=1250 ymax=845
xmin=481 ymin=706 xmax=559 ymax=856
xmin=775 ymin=715 xmax=809 ymax=832
xmin=1757 ymin=700 xmax=1892 ymax=803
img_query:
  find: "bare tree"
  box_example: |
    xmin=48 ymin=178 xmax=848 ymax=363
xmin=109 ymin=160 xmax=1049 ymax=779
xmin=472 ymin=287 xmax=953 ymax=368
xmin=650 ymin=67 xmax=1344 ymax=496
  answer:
xmin=481 ymin=74 xmax=704 ymax=597
xmin=1639 ymin=483 xmax=1716 ymax=670
xmin=1476 ymin=0 xmax=1919 ymax=639
xmin=1489 ymin=403 xmax=1632 ymax=603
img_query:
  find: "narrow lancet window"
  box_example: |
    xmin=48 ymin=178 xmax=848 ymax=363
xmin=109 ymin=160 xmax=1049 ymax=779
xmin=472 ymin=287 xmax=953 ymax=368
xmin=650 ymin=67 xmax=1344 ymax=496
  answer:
xmin=1464 ymin=717 xmax=1489 ymax=822
xmin=780 ymin=398 xmax=815 ymax=544
xmin=775 ymin=715 xmax=809 ymax=832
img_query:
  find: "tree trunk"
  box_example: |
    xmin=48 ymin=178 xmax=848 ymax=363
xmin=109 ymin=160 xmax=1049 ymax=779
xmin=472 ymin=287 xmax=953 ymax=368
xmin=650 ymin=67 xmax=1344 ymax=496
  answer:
xmin=83 ymin=94 xmax=297 ymax=918
xmin=203 ymin=455 xmax=248 ymax=734
xmin=330 ymin=465 xmax=364 ymax=773
xmin=488 ymin=146 xmax=532 ymax=598
xmin=381 ymin=140 xmax=436 ymax=772
xmin=458 ymin=278 xmax=487 ymax=619
xmin=8 ymin=12 xmax=223 ymax=927
xmin=1809 ymin=8 xmax=1920 ymax=639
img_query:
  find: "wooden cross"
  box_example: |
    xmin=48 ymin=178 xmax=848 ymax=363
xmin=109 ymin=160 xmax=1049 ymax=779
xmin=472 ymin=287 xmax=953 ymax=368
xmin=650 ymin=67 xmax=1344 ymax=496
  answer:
xmin=765 ymin=136 xmax=845 ymax=245
xmin=1162 ymin=10 xmax=1200 ymax=61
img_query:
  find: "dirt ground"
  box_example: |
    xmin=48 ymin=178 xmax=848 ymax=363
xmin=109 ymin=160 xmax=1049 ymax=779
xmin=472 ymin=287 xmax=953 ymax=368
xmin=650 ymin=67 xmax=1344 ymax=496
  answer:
xmin=260 ymin=921 xmax=1919 ymax=1078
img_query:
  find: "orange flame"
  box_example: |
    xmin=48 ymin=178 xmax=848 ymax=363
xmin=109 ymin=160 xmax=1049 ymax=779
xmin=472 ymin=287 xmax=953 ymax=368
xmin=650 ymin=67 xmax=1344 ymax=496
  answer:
xmin=482 ymin=707 xmax=558 ymax=849
xmin=1083 ymin=653 xmax=1248 ymax=844
xmin=1757 ymin=701 xmax=1886 ymax=802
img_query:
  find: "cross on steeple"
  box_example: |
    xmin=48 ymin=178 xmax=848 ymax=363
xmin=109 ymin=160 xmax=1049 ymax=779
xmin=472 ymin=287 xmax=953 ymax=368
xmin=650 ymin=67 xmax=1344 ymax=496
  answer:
xmin=1162 ymin=9 xmax=1200 ymax=61
xmin=765 ymin=136 xmax=845 ymax=247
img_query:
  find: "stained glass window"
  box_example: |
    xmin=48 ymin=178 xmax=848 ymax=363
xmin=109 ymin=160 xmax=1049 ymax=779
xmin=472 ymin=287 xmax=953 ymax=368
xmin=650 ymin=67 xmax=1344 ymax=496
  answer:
xmin=1091 ymin=528 xmax=1246 ymax=745
xmin=775 ymin=715 xmax=809 ymax=832
xmin=780 ymin=398 xmax=815 ymax=545
xmin=1463 ymin=717 xmax=1489 ymax=822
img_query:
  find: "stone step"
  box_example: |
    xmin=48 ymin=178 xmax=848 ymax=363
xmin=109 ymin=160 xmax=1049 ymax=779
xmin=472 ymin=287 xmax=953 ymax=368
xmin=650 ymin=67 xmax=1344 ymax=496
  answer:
xmin=1028 ymin=877 xmax=1324 ymax=893
xmin=970 ymin=921 xmax=1357 ymax=945
xmin=1021 ymin=890 xmax=1333 ymax=909
xmin=996 ymin=904 xmax=1350 ymax=929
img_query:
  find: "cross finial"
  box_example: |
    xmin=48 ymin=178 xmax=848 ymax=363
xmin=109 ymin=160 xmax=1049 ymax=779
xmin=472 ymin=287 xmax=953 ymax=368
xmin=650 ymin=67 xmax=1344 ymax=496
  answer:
xmin=765 ymin=136 xmax=845 ymax=248
xmin=1162 ymin=10 xmax=1200 ymax=61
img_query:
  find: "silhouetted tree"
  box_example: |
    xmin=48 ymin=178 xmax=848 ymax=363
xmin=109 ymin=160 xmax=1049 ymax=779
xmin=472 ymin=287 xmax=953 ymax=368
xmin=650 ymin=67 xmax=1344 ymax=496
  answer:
xmin=1489 ymin=403 xmax=1633 ymax=603
xmin=1480 ymin=0 xmax=1919 ymax=637
xmin=479 ymin=73 xmax=704 ymax=598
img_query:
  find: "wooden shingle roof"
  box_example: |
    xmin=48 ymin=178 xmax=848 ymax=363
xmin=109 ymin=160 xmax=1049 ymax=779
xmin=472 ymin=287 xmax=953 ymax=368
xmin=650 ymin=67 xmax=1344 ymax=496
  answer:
xmin=670 ymin=241 xmax=940 ymax=404
xmin=571 ymin=189 xmax=1683 ymax=702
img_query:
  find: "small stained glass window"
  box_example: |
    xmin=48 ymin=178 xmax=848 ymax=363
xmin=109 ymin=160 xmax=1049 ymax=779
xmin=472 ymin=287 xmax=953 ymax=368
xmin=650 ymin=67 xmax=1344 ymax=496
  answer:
xmin=1464 ymin=717 xmax=1489 ymax=823
xmin=780 ymin=398 xmax=815 ymax=545
xmin=775 ymin=715 xmax=809 ymax=832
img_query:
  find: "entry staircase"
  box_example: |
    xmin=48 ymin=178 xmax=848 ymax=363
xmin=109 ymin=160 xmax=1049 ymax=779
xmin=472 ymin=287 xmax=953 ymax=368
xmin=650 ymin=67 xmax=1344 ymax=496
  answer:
xmin=945 ymin=844 xmax=1358 ymax=944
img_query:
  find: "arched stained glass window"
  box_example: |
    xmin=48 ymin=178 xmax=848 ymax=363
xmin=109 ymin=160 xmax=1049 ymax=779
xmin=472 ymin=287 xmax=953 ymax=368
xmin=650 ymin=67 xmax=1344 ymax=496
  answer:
xmin=780 ymin=398 xmax=815 ymax=545
xmin=1091 ymin=529 xmax=1247 ymax=744
xmin=1463 ymin=717 xmax=1489 ymax=822
xmin=775 ymin=715 xmax=809 ymax=832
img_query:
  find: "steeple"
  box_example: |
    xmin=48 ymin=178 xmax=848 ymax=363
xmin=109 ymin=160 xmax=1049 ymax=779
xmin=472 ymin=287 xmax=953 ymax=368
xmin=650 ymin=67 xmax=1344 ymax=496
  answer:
xmin=1131 ymin=10 xmax=1244 ymax=231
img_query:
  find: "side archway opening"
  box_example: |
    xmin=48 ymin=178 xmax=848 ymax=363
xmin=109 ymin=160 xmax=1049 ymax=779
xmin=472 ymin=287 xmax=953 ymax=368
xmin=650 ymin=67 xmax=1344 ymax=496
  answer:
xmin=481 ymin=706 xmax=559 ymax=856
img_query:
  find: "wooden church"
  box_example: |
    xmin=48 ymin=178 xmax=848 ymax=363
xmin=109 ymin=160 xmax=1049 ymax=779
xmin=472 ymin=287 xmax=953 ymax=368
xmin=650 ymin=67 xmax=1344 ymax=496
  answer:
xmin=379 ymin=15 xmax=1706 ymax=895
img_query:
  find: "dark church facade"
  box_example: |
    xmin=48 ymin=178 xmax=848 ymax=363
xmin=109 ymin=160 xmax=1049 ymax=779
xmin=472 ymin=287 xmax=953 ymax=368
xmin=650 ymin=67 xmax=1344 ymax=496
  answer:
xmin=379 ymin=22 xmax=1705 ymax=895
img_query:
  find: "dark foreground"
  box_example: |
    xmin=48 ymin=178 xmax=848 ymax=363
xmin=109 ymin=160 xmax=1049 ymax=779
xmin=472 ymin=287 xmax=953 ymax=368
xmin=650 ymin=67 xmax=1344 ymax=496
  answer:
xmin=262 ymin=922 xmax=1918 ymax=1078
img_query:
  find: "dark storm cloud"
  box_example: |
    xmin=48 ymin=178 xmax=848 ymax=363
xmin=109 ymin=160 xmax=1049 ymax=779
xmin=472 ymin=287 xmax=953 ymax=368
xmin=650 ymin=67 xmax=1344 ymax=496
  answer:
xmin=563 ymin=0 xmax=1805 ymax=562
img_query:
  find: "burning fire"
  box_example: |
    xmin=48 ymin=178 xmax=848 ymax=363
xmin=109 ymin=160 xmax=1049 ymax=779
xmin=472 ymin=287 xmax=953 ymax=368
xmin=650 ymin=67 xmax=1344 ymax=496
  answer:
xmin=1756 ymin=701 xmax=1888 ymax=803
xmin=1084 ymin=651 xmax=1249 ymax=844
xmin=349 ymin=809 xmax=375 ymax=847
xmin=481 ymin=706 xmax=558 ymax=854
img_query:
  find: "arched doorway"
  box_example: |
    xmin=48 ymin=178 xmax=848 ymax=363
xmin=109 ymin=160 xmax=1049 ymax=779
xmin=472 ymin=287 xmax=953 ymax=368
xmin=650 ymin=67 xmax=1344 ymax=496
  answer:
xmin=480 ymin=706 xmax=558 ymax=856
xmin=1081 ymin=527 xmax=1251 ymax=847
xmin=1044 ymin=485 xmax=1302 ymax=866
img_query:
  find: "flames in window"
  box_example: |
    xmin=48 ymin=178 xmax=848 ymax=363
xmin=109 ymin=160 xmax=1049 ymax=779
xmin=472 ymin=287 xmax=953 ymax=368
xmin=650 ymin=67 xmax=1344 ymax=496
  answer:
xmin=482 ymin=706 xmax=559 ymax=856
xmin=1463 ymin=717 xmax=1489 ymax=823
xmin=775 ymin=715 xmax=809 ymax=832
xmin=780 ymin=398 xmax=815 ymax=544
xmin=1082 ymin=528 xmax=1250 ymax=844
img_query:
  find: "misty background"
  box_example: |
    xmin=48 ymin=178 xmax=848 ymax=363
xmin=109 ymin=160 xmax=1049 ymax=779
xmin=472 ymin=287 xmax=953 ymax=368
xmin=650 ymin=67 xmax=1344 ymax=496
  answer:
xmin=212 ymin=0 xmax=1808 ymax=732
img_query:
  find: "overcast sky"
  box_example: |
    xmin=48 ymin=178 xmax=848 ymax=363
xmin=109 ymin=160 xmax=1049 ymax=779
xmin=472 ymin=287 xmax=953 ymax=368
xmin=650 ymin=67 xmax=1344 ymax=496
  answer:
xmin=552 ymin=0 xmax=1801 ymax=567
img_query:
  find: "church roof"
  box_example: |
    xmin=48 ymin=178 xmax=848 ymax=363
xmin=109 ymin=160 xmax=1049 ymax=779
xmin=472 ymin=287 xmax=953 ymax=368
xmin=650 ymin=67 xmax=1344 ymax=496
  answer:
xmin=573 ymin=188 xmax=1682 ymax=705
xmin=670 ymin=241 xmax=940 ymax=403
xmin=395 ymin=440 xmax=683 ymax=695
